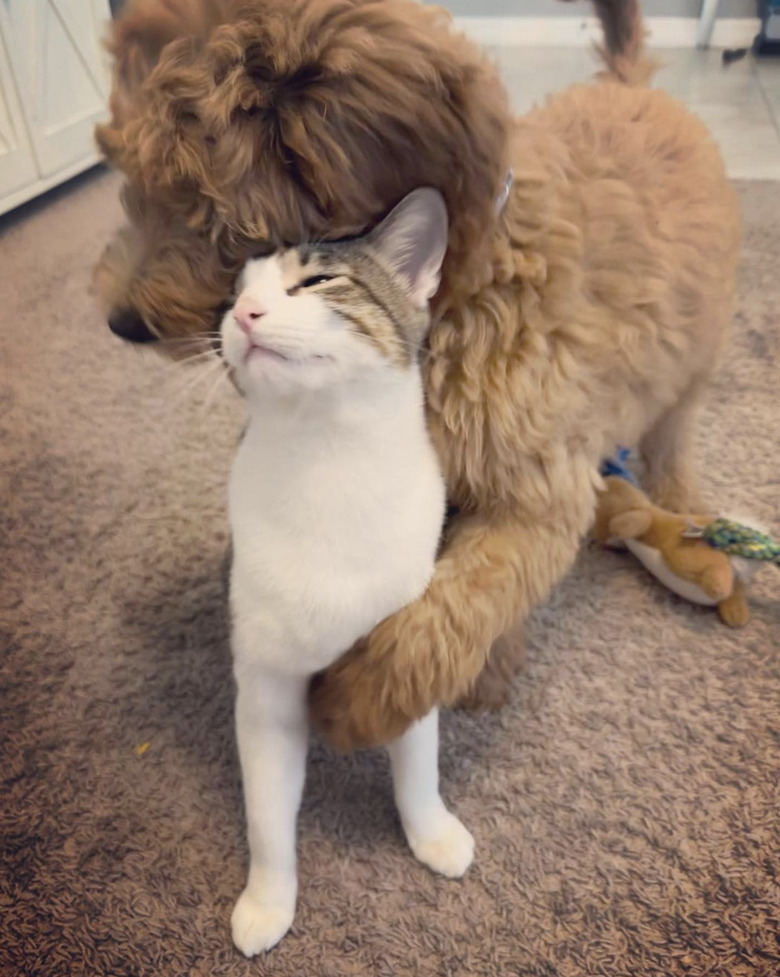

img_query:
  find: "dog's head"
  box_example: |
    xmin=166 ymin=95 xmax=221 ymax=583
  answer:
xmin=95 ymin=0 xmax=510 ymax=345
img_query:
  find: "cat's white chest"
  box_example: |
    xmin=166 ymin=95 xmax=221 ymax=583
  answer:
xmin=228 ymin=381 xmax=444 ymax=675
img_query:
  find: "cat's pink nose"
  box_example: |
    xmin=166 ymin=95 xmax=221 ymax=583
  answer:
xmin=234 ymin=295 xmax=267 ymax=334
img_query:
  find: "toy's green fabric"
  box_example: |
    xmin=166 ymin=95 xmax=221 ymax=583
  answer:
xmin=701 ymin=518 xmax=780 ymax=567
xmin=601 ymin=449 xmax=780 ymax=568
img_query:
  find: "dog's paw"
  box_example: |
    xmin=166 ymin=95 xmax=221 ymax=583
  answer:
xmin=231 ymin=886 xmax=295 ymax=957
xmin=309 ymin=635 xmax=414 ymax=750
xmin=406 ymin=810 xmax=475 ymax=878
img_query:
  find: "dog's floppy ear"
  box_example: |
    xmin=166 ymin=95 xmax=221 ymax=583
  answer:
xmin=608 ymin=509 xmax=653 ymax=540
xmin=102 ymin=0 xmax=223 ymax=131
xmin=367 ymin=188 xmax=449 ymax=307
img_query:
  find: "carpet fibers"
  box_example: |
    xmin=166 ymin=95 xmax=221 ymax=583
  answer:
xmin=1 ymin=170 xmax=779 ymax=977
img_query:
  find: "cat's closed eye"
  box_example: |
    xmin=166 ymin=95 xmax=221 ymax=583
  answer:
xmin=300 ymin=275 xmax=335 ymax=288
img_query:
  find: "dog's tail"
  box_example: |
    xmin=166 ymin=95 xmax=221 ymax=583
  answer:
xmin=561 ymin=0 xmax=656 ymax=85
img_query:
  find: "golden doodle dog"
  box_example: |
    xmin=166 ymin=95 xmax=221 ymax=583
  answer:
xmin=95 ymin=0 xmax=741 ymax=749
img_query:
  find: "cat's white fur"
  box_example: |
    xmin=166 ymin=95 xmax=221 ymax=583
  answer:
xmin=221 ymin=190 xmax=474 ymax=957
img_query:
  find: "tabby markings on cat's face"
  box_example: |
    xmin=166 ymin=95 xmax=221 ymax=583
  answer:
xmin=221 ymin=244 xmax=428 ymax=397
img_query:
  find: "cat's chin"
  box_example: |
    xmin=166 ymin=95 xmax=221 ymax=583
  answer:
xmin=238 ymin=347 xmax=340 ymax=395
xmin=246 ymin=344 xmax=334 ymax=368
xmin=246 ymin=343 xmax=294 ymax=366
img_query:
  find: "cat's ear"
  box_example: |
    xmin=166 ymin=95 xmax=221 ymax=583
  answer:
xmin=368 ymin=188 xmax=449 ymax=307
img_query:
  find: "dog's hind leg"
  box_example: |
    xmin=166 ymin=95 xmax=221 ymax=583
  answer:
xmin=640 ymin=379 xmax=708 ymax=514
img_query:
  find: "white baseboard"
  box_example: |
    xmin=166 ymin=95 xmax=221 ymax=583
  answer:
xmin=0 ymin=153 xmax=102 ymax=219
xmin=453 ymin=16 xmax=761 ymax=50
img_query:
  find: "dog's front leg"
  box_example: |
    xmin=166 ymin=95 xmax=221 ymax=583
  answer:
xmin=231 ymin=662 xmax=308 ymax=957
xmin=310 ymin=507 xmax=587 ymax=750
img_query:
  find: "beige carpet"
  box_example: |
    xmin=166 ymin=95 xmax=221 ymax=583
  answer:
xmin=1 ymin=169 xmax=779 ymax=977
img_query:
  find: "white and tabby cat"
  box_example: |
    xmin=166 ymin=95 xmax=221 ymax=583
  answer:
xmin=221 ymin=189 xmax=474 ymax=957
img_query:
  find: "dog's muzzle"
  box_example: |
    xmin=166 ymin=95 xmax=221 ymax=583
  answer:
xmin=108 ymin=309 xmax=157 ymax=343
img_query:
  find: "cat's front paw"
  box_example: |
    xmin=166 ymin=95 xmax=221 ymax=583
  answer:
xmin=231 ymin=885 xmax=295 ymax=957
xmin=406 ymin=810 xmax=475 ymax=878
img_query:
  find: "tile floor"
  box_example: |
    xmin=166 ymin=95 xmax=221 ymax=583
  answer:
xmin=491 ymin=46 xmax=780 ymax=180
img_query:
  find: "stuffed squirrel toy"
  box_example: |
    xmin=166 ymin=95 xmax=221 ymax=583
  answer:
xmin=594 ymin=475 xmax=779 ymax=627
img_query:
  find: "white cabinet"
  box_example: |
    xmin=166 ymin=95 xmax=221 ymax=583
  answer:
xmin=0 ymin=31 xmax=38 ymax=199
xmin=0 ymin=0 xmax=111 ymax=216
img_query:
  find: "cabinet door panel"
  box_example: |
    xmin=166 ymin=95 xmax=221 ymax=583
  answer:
xmin=0 ymin=33 xmax=38 ymax=197
xmin=0 ymin=0 xmax=111 ymax=177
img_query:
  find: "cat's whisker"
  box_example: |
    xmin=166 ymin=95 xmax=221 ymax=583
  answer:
xmin=199 ymin=362 xmax=232 ymax=417
xmin=163 ymin=328 xmax=224 ymax=337
xmin=177 ymin=349 xmax=223 ymax=367
xmin=158 ymin=332 xmax=224 ymax=349
xmin=166 ymin=342 xmax=219 ymax=357
xmin=157 ymin=345 xmax=221 ymax=365
xmin=161 ymin=334 xmax=223 ymax=343
xmin=180 ymin=352 xmax=224 ymax=378
xmin=167 ymin=356 xmax=226 ymax=408
xmin=162 ymin=352 xmax=221 ymax=379
xmin=160 ymin=339 xmax=223 ymax=357
xmin=159 ymin=333 xmax=223 ymax=347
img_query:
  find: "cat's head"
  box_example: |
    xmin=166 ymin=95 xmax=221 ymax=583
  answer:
xmin=220 ymin=188 xmax=448 ymax=397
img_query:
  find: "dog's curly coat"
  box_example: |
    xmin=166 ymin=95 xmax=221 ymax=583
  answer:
xmin=96 ymin=0 xmax=741 ymax=749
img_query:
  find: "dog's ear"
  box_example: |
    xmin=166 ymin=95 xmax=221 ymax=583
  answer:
xmin=102 ymin=0 xmax=223 ymax=130
xmin=94 ymin=117 xmax=124 ymax=165
xmin=367 ymin=189 xmax=449 ymax=307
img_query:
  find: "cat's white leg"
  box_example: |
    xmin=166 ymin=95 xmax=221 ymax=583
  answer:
xmin=231 ymin=662 xmax=308 ymax=957
xmin=387 ymin=709 xmax=474 ymax=878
